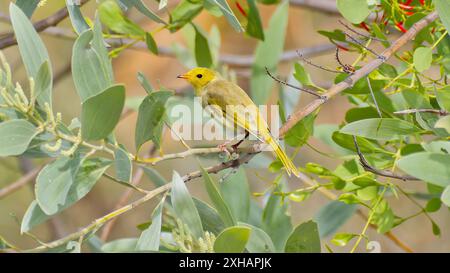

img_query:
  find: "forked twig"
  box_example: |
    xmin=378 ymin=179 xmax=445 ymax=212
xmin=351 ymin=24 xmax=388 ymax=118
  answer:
xmin=264 ymin=67 xmax=326 ymax=99
xmin=296 ymin=50 xmax=341 ymax=74
xmin=352 ymin=136 xmax=417 ymax=181
xmin=338 ymin=20 xmax=387 ymax=43
xmin=335 ymin=47 xmax=356 ymax=74
xmin=343 ymin=30 xmax=386 ymax=60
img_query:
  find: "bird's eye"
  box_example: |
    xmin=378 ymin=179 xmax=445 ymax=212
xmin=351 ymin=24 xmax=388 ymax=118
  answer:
xmin=196 ymin=74 xmax=203 ymax=79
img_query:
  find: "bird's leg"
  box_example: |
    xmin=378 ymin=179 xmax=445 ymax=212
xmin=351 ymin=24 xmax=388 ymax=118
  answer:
xmin=231 ymin=131 xmax=250 ymax=152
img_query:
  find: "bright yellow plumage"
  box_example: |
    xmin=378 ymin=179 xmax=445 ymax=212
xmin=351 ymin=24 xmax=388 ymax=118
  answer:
xmin=178 ymin=67 xmax=299 ymax=177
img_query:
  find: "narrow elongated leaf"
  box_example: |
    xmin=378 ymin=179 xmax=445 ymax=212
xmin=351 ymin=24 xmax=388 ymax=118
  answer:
xmin=143 ymin=167 xmax=167 ymax=187
xmin=314 ymin=201 xmax=357 ymax=237
xmin=205 ymin=0 xmax=243 ymax=32
xmin=15 ymin=0 xmax=40 ymax=17
xmin=397 ymin=152 xmax=450 ymax=187
xmin=285 ymin=220 xmax=321 ymax=253
xmin=193 ymin=198 xmax=226 ymax=235
xmin=284 ymin=114 xmax=315 ymax=147
xmin=99 ymin=0 xmax=145 ymax=36
xmin=193 ymin=25 xmax=213 ymax=68
xmin=81 ymin=85 xmax=125 ymax=141
xmin=66 ymin=0 xmax=90 ymax=34
xmin=219 ymin=167 xmax=250 ymax=222
xmin=23 ymin=158 xmax=111 ymax=231
xmin=246 ymin=0 xmax=264 ymax=40
xmin=251 ymin=1 xmax=288 ymax=104
xmin=145 ymin=32 xmax=159 ymax=55
xmin=441 ymin=185 xmax=450 ymax=207
xmin=435 ymin=115 xmax=450 ymax=133
xmin=34 ymin=61 xmax=52 ymax=106
xmin=434 ymin=0 xmax=450 ymax=36
xmin=137 ymin=72 xmax=153 ymax=94
xmin=72 ymin=30 xmax=113 ymax=102
xmin=102 ymin=238 xmax=138 ymax=252
xmin=340 ymin=118 xmax=421 ymax=140
xmin=136 ymin=198 xmax=164 ymax=251
xmin=0 ymin=120 xmax=39 ymax=157
xmin=337 ymin=0 xmax=371 ymax=24
xmin=171 ymin=171 xmax=203 ymax=239
xmin=436 ymin=86 xmax=450 ymax=112
xmin=213 ymin=226 xmax=251 ymax=253
xmin=168 ymin=0 xmax=203 ymax=32
xmin=135 ymin=91 xmax=172 ymax=151
xmin=10 ymin=3 xmax=52 ymax=107
xmin=201 ymin=167 xmax=236 ymax=227
xmin=114 ymin=146 xmax=132 ymax=183
xmin=129 ymin=0 xmax=167 ymax=24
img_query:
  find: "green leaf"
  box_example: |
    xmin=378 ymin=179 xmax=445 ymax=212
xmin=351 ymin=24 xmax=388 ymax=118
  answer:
xmin=66 ymin=0 xmax=90 ymax=34
xmin=413 ymin=47 xmax=433 ymax=72
xmin=72 ymin=30 xmax=114 ymax=102
xmin=340 ymin=118 xmax=421 ymax=140
xmin=143 ymin=166 xmax=167 ymax=187
xmin=294 ymin=62 xmax=314 ymax=86
xmin=314 ymin=201 xmax=357 ymax=237
xmin=205 ymin=0 xmax=244 ymax=32
xmin=136 ymin=197 xmax=164 ymax=251
xmin=284 ymin=220 xmax=321 ymax=253
xmin=81 ymin=84 xmax=125 ymax=141
xmin=135 ymin=91 xmax=172 ymax=151
xmin=35 ymin=156 xmax=81 ymax=215
xmin=434 ymin=0 xmax=450 ymax=37
xmin=0 ymin=120 xmax=39 ymax=157
xmin=171 ymin=171 xmax=203 ymax=239
xmin=331 ymin=233 xmax=358 ymax=247
xmin=239 ymin=223 xmax=275 ymax=253
xmin=284 ymin=114 xmax=315 ymax=147
xmin=432 ymin=220 xmax=441 ymax=236
xmin=425 ymin=198 xmax=442 ymax=212
xmin=34 ymin=61 xmax=52 ymax=108
xmin=10 ymin=2 xmax=52 ymax=107
xmin=145 ymin=32 xmax=159 ymax=55
xmin=114 ymin=146 xmax=132 ymax=183
xmin=441 ymin=185 xmax=450 ymax=207
xmin=246 ymin=0 xmax=264 ymax=40
xmin=262 ymin=180 xmax=292 ymax=251
xmin=99 ymin=0 xmax=145 ymax=36
xmin=337 ymin=0 xmax=371 ymax=24
xmin=436 ymin=86 xmax=450 ymax=112
xmin=137 ymin=72 xmax=153 ymax=94
xmin=435 ymin=115 xmax=450 ymax=133
xmin=193 ymin=198 xmax=226 ymax=235
xmin=251 ymin=1 xmax=288 ymax=105
xmin=213 ymin=226 xmax=251 ymax=253
xmin=20 ymin=200 xmax=48 ymax=233
xmin=397 ymin=152 xmax=450 ymax=187
xmin=332 ymin=131 xmax=384 ymax=153
xmin=101 ymin=238 xmax=138 ymax=252
xmin=193 ymin=24 xmax=213 ymax=68
xmin=128 ymin=0 xmax=166 ymax=25
xmin=372 ymin=199 xmax=394 ymax=234
xmin=201 ymin=167 xmax=236 ymax=227
xmin=15 ymin=0 xmax=40 ymax=17
xmin=168 ymin=0 xmax=203 ymax=32
xmin=219 ymin=167 xmax=250 ymax=222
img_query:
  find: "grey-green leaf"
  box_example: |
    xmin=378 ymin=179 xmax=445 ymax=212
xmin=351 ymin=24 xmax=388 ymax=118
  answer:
xmin=251 ymin=1 xmax=288 ymax=105
xmin=171 ymin=171 xmax=203 ymax=239
xmin=337 ymin=0 xmax=371 ymax=24
xmin=136 ymin=198 xmax=164 ymax=251
xmin=284 ymin=220 xmax=321 ymax=253
xmin=201 ymin=167 xmax=236 ymax=227
xmin=15 ymin=0 xmax=40 ymax=17
xmin=0 ymin=119 xmax=39 ymax=157
xmin=219 ymin=167 xmax=250 ymax=222
xmin=239 ymin=223 xmax=275 ymax=253
xmin=114 ymin=146 xmax=132 ymax=183
xmin=10 ymin=2 xmax=52 ymax=107
xmin=314 ymin=201 xmax=357 ymax=237
xmin=441 ymin=185 xmax=450 ymax=207
xmin=193 ymin=24 xmax=213 ymax=68
xmin=205 ymin=0 xmax=244 ymax=32
xmin=66 ymin=0 xmax=90 ymax=34
xmin=397 ymin=152 xmax=450 ymax=187
xmin=340 ymin=118 xmax=421 ymax=140
xmin=213 ymin=226 xmax=251 ymax=253
xmin=434 ymin=0 xmax=450 ymax=37
xmin=81 ymin=85 xmax=125 ymax=141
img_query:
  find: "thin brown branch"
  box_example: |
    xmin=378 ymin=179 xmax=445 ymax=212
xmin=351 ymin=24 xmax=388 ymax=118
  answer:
xmin=0 ymin=0 xmax=89 ymax=49
xmin=352 ymin=136 xmax=417 ymax=181
xmin=343 ymin=30 xmax=385 ymax=59
xmin=264 ymin=66 xmax=325 ymax=98
xmin=338 ymin=20 xmax=388 ymax=43
xmin=0 ymin=167 xmax=40 ymax=199
xmin=394 ymin=109 xmax=449 ymax=116
xmin=296 ymin=49 xmax=341 ymax=74
xmin=279 ymin=11 xmax=439 ymax=137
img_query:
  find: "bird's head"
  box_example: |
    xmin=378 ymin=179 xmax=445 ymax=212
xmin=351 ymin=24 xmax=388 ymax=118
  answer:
xmin=177 ymin=67 xmax=217 ymax=90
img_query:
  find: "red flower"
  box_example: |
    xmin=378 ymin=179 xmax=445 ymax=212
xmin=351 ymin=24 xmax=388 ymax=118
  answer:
xmin=235 ymin=1 xmax=247 ymax=18
xmin=396 ymin=22 xmax=407 ymax=33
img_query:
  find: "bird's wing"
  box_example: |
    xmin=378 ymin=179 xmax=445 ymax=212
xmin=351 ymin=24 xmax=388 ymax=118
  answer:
xmin=204 ymin=80 xmax=270 ymax=142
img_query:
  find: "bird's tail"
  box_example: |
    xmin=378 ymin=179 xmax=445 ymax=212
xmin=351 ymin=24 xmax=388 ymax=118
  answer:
xmin=266 ymin=136 xmax=299 ymax=177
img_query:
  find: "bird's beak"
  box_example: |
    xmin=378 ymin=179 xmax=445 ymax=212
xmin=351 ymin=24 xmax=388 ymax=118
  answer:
xmin=177 ymin=74 xmax=188 ymax=79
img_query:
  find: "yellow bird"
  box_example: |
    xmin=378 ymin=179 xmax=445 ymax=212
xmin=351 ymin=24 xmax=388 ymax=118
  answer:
xmin=177 ymin=67 xmax=299 ymax=177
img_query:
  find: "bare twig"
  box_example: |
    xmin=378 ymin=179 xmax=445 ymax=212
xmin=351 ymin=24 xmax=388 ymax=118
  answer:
xmin=264 ymin=67 xmax=325 ymax=99
xmin=394 ymin=109 xmax=449 ymax=116
xmin=352 ymin=136 xmax=417 ymax=181
xmin=335 ymin=47 xmax=356 ymax=74
xmin=366 ymin=77 xmax=382 ymax=117
xmin=296 ymin=49 xmax=341 ymax=74
xmin=279 ymin=11 xmax=439 ymax=136
xmin=0 ymin=166 xmax=40 ymax=199
xmin=338 ymin=20 xmax=387 ymax=42
xmin=343 ymin=30 xmax=385 ymax=60
xmin=0 ymin=0 xmax=89 ymax=49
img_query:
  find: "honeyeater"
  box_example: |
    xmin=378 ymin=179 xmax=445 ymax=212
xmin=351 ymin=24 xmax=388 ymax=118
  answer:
xmin=177 ymin=67 xmax=299 ymax=177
